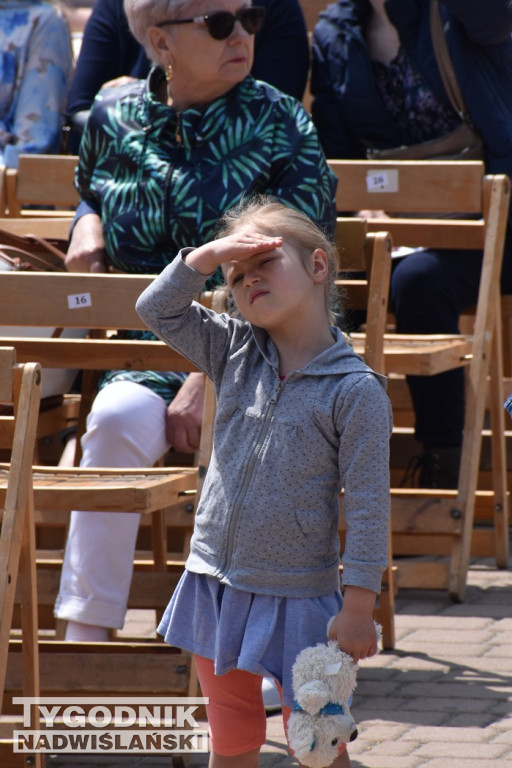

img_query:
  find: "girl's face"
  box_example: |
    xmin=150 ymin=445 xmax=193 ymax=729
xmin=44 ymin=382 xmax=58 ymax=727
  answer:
xmin=225 ymin=239 xmax=329 ymax=330
xmin=150 ymin=0 xmax=255 ymax=108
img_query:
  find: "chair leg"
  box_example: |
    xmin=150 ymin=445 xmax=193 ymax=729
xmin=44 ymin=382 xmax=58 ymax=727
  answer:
xmin=449 ymin=313 xmax=499 ymax=600
xmin=488 ymin=310 xmax=509 ymax=567
xmin=18 ymin=491 xmax=43 ymax=767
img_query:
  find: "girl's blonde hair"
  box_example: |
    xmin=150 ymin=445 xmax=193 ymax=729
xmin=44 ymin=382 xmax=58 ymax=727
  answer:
xmin=123 ymin=0 xmax=191 ymax=58
xmin=216 ymin=195 xmax=340 ymax=324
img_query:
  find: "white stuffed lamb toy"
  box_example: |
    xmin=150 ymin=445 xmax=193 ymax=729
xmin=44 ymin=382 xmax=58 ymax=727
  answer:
xmin=287 ymin=620 xmax=382 ymax=768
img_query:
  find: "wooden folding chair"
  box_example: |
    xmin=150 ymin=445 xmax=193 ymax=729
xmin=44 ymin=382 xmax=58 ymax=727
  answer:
xmin=0 ymin=348 xmax=42 ymax=767
xmin=334 ymin=219 xmax=396 ymax=648
xmin=0 ymin=155 xmax=78 ymax=218
xmin=0 ymin=273 xmax=220 ymax=725
xmin=328 ymin=160 xmax=510 ymax=600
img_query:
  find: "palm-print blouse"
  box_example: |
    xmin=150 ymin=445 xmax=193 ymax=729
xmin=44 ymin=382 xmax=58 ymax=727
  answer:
xmin=76 ymin=67 xmax=337 ymax=403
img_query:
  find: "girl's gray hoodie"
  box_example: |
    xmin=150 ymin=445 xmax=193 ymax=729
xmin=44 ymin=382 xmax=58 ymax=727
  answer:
xmin=136 ymin=253 xmax=393 ymax=597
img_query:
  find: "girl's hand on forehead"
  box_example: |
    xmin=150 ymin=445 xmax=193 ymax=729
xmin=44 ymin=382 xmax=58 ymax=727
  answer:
xmin=185 ymin=230 xmax=283 ymax=275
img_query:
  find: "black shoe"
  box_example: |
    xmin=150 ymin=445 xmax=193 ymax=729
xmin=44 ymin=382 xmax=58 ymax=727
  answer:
xmin=400 ymin=445 xmax=461 ymax=489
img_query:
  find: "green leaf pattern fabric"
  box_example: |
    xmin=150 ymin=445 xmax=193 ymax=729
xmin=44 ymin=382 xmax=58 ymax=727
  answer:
xmin=77 ymin=67 xmax=337 ymax=403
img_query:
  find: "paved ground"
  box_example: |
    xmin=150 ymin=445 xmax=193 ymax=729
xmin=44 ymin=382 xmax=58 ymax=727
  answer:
xmin=40 ymin=543 xmax=512 ymax=767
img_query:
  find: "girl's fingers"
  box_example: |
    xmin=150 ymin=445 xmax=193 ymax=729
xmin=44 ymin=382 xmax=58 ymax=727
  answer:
xmin=215 ymin=233 xmax=283 ymax=264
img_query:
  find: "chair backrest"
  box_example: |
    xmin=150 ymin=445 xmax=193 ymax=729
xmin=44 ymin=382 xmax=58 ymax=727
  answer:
xmin=334 ymin=217 xmax=392 ymax=374
xmin=0 ymin=271 xmax=206 ymax=383
xmin=0 ymin=217 xmax=72 ymax=240
xmin=1 ymin=154 xmax=79 ymax=217
xmin=329 ymin=159 xmax=490 ymax=249
xmin=328 ymin=159 xmax=510 ymax=379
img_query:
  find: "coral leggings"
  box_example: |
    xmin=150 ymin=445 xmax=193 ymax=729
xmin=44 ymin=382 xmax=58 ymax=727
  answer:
xmin=194 ymin=655 xmax=348 ymax=760
xmin=194 ymin=655 xmax=289 ymax=756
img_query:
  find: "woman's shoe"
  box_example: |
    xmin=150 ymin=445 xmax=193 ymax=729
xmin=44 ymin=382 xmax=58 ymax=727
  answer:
xmin=401 ymin=445 xmax=461 ymax=489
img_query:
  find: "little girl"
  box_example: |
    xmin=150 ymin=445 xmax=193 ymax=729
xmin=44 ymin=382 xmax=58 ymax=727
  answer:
xmin=136 ymin=197 xmax=392 ymax=768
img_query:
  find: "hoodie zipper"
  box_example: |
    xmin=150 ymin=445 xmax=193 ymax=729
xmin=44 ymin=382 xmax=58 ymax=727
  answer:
xmin=218 ymin=375 xmax=285 ymax=576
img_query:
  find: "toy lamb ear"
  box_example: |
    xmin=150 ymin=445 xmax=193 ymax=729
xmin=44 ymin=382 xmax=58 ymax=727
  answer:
xmin=296 ymin=680 xmax=330 ymax=715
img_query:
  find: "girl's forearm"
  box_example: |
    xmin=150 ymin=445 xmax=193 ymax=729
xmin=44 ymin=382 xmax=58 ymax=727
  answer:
xmin=184 ymin=246 xmax=218 ymax=276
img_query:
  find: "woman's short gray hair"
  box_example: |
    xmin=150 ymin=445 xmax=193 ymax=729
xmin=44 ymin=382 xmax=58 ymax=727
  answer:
xmin=123 ymin=0 xmax=191 ymax=58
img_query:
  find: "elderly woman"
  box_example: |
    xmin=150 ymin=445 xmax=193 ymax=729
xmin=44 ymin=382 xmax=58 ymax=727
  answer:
xmin=64 ymin=0 xmax=310 ymax=151
xmin=54 ymin=0 xmax=337 ymax=647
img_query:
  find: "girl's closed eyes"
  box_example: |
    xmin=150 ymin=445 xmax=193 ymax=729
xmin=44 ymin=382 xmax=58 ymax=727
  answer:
xmin=228 ymin=252 xmax=280 ymax=289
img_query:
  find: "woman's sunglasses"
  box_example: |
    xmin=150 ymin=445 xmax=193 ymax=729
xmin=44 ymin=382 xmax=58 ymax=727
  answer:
xmin=155 ymin=6 xmax=266 ymax=40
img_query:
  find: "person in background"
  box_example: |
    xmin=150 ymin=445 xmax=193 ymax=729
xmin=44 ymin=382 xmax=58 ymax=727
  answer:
xmin=0 ymin=0 xmax=73 ymax=167
xmin=505 ymin=392 xmax=512 ymax=421
xmin=311 ymin=0 xmax=512 ymax=489
xmin=64 ymin=0 xmax=310 ymax=151
xmin=54 ymin=0 xmax=337 ymax=674
xmin=136 ymin=196 xmax=391 ymax=768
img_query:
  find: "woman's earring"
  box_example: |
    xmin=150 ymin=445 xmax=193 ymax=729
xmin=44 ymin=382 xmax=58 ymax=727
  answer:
xmin=165 ymin=63 xmax=174 ymax=82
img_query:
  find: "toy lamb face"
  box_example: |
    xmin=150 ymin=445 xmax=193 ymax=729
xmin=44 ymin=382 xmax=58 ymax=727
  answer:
xmin=287 ymin=706 xmax=358 ymax=768
xmin=288 ymin=639 xmax=359 ymax=768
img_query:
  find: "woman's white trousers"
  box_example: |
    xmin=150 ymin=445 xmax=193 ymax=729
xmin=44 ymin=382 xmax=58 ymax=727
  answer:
xmin=54 ymin=381 xmax=170 ymax=628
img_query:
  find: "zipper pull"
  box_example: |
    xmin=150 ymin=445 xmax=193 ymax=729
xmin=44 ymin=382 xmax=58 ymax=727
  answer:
xmin=271 ymin=376 xmax=284 ymax=403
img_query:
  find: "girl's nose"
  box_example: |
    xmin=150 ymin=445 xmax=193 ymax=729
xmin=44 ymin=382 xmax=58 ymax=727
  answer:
xmin=243 ymin=268 xmax=260 ymax=287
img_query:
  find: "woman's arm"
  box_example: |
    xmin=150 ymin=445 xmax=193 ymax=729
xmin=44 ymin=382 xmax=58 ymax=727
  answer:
xmin=253 ymin=0 xmax=310 ymax=101
xmin=65 ymin=213 xmax=107 ymax=273
xmin=442 ymin=0 xmax=512 ymax=46
xmin=67 ymin=0 xmax=149 ymax=117
xmin=310 ymin=11 xmax=368 ymax=160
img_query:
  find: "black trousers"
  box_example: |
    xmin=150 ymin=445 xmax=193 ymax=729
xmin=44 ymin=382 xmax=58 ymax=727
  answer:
xmin=390 ymin=243 xmax=512 ymax=448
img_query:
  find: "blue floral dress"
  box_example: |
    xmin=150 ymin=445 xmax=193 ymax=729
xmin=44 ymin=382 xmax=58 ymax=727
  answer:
xmin=0 ymin=0 xmax=72 ymax=167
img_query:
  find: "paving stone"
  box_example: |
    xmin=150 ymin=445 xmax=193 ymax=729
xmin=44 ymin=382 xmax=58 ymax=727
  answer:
xmin=415 ymin=741 xmax=508 ymax=759
xmin=6 ymin=539 xmax=511 ymax=768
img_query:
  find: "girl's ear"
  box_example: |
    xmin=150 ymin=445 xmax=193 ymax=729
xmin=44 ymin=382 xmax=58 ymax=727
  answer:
xmin=311 ymin=248 xmax=329 ymax=283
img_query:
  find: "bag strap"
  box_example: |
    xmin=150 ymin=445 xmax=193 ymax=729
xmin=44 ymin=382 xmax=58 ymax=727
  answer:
xmin=0 ymin=228 xmax=67 ymax=271
xmin=0 ymin=244 xmax=67 ymax=272
xmin=430 ymin=0 xmax=471 ymax=123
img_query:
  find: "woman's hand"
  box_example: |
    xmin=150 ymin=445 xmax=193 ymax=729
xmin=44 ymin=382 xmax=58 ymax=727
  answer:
xmin=165 ymin=372 xmax=204 ymax=453
xmin=65 ymin=213 xmax=108 ymax=273
xmin=329 ymin=585 xmax=379 ymax=663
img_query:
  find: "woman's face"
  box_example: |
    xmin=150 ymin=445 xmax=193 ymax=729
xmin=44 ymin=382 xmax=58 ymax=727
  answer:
xmin=151 ymin=0 xmax=256 ymax=108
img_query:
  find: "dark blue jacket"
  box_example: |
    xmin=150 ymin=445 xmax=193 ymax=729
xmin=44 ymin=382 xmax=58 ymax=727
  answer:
xmin=311 ymin=0 xmax=512 ymax=263
xmin=311 ymin=0 xmax=512 ymax=178
xmin=67 ymin=0 xmax=310 ymax=116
